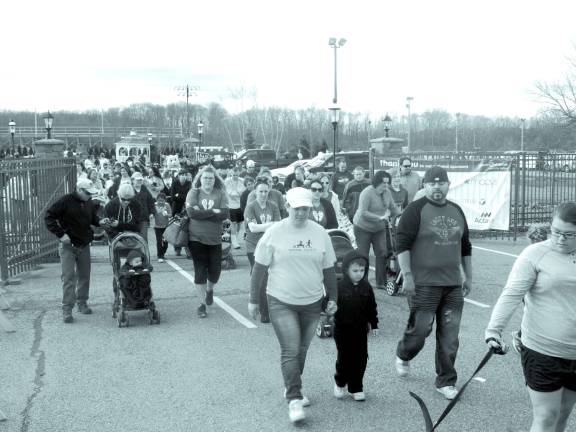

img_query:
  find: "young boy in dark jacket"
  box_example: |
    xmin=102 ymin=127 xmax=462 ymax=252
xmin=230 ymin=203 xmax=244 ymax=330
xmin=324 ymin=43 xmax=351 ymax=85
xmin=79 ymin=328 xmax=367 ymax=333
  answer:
xmin=333 ymin=249 xmax=379 ymax=401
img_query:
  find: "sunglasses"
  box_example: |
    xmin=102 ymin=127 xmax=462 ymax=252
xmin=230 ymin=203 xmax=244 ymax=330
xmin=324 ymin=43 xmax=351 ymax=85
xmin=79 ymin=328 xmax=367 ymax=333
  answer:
xmin=402 ymin=164 xmax=412 ymax=168
xmin=311 ymin=187 xmax=323 ymax=192
xmin=321 ymin=181 xmax=330 ymax=184
xmin=551 ymin=229 xmax=576 ymax=240
xmin=120 ymin=198 xmax=131 ymax=202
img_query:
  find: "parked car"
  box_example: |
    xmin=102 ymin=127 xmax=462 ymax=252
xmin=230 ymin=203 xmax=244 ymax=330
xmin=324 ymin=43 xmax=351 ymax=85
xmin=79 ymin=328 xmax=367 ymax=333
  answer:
xmin=234 ymin=149 xmax=295 ymax=169
xmin=305 ymin=151 xmax=370 ymax=175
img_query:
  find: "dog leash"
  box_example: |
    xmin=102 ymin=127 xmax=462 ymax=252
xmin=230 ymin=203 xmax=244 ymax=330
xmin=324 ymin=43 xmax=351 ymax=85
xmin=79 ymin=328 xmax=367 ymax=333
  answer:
xmin=409 ymin=346 xmax=505 ymax=431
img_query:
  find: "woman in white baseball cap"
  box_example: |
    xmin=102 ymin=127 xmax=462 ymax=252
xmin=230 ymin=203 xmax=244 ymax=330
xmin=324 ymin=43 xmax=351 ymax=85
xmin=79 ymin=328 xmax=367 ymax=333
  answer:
xmin=248 ymin=187 xmax=338 ymax=423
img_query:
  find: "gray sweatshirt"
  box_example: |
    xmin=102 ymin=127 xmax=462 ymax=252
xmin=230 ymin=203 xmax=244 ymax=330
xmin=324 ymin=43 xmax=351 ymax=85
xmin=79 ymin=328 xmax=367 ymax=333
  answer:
xmin=485 ymin=240 xmax=576 ymax=359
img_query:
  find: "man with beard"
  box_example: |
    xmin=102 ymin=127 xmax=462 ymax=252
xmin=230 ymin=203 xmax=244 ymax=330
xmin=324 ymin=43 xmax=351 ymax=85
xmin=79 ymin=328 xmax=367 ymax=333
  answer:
xmin=394 ymin=166 xmax=472 ymax=401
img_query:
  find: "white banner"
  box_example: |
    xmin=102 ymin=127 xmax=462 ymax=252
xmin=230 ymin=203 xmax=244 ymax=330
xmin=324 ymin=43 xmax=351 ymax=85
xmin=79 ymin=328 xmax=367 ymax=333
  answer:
xmin=414 ymin=170 xmax=511 ymax=230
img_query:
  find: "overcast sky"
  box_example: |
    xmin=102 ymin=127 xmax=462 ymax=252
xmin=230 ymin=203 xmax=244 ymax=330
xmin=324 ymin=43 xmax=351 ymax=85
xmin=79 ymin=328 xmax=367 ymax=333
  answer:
xmin=2 ymin=0 xmax=576 ymax=120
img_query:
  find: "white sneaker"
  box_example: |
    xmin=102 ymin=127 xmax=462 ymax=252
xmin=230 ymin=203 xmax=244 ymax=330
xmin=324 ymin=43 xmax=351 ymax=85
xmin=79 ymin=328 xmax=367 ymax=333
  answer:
xmin=158 ymin=258 xmax=165 ymax=263
xmin=333 ymin=383 xmax=346 ymax=399
xmin=395 ymin=356 xmax=410 ymax=377
xmin=283 ymin=388 xmax=310 ymax=406
xmin=288 ymin=399 xmax=305 ymax=423
xmin=436 ymin=386 xmax=459 ymax=400
xmin=350 ymin=391 xmax=366 ymax=401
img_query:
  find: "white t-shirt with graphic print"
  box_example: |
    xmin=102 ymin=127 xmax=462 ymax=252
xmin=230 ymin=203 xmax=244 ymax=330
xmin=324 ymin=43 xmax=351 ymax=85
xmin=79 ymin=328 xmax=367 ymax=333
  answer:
xmin=255 ymin=218 xmax=337 ymax=305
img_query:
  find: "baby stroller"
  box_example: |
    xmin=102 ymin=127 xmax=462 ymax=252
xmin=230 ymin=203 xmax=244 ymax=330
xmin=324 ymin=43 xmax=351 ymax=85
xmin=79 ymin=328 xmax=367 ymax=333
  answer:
xmin=316 ymin=229 xmax=355 ymax=338
xmin=109 ymin=232 xmax=160 ymax=327
xmin=385 ymin=218 xmax=404 ymax=296
xmin=221 ymin=221 xmax=236 ymax=270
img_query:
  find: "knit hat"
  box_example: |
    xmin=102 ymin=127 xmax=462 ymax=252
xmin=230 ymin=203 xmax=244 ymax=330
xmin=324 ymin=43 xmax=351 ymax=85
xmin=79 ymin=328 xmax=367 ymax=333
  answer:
xmin=423 ymin=166 xmax=449 ymax=183
xmin=117 ymin=184 xmax=135 ymax=199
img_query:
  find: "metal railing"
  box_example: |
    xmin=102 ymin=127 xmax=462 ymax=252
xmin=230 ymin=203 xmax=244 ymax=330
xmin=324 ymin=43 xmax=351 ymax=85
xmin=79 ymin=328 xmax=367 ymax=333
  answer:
xmin=0 ymin=158 xmax=77 ymax=283
xmin=0 ymin=126 xmax=185 ymax=138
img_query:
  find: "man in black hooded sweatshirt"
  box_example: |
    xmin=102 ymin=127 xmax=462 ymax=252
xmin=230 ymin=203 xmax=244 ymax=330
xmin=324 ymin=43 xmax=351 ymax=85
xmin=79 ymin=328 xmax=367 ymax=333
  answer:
xmin=333 ymin=250 xmax=379 ymax=402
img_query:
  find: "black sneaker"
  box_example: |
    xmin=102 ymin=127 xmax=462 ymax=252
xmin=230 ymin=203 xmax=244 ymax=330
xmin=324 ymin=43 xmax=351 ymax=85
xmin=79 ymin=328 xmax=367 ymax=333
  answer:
xmin=197 ymin=304 xmax=207 ymax=318
xmin=77 ymin=303 xmax=93 ymax=314
xmin=63 ymin=310 xmax=74 ymax=323
xmin=205 ymin=289 xmax=214 ymax=306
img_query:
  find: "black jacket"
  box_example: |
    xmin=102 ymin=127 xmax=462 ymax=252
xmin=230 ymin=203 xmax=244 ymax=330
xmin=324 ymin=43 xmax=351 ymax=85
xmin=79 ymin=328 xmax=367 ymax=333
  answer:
xmin=45 ymin=193 xmax=102 ymax=247
xmin=104 ymin=198 xmax=143 ymax=239
xmin=170 ymin=179 xmax=191 ymax=215
xmin=334 ymin=250 xmax=379 ymax=331
xmin=133 ymin=185 xmax=155 ymax=219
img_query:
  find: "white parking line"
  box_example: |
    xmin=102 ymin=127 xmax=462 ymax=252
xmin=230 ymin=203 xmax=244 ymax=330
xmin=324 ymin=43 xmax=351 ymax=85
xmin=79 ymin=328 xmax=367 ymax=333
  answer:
xmin=473 ymin=246 xmax=518 ymax=258
xmin=166 ymin=259 xmax=257 ymax=329
xmin=369 ymin=266 xmax=490 ymax=308
xmin=473 ymin=377 xmax=486 ymax=383
xmin=464 ymin=298 xmax=490 ymax=308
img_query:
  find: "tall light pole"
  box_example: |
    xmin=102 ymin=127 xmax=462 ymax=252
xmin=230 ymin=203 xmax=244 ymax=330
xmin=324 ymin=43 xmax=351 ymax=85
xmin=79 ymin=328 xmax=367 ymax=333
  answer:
xmin=197 ymin=119 xmax=204 ymax=153
xmin=406 ymin=97 xmax=414 ymax=152
xmin=8 ymin=119 xmax=16 ymax=156
xmin=176 ymin=84 xmax=199 ymax=138
xmin=455 ymin=112 xmax=461 ymax=152
xmin=520 ymin=118 xmax=525 ymax=152
xmin=329 ymin=106 xmax=340 ymax=173
xmin=328 ymin=38 xmax=346 ymax=104
xmin=43 ymin=111 xmax=54 ymax=139
xmin=383 ymin=114 xmax=392 ymax=138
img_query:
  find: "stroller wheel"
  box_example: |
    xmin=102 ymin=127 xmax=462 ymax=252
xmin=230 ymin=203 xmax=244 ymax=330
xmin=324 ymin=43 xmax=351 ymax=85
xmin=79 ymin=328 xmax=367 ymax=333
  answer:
xmin=149 ymin=309 xmax=161 ymax=325
xmin=386 ymin=279 xmax=399 ymax=296
xmin=118 ymin=311 xmax=129 ymax=328
xmin=315 ymin=322 xmax=324 ymax=338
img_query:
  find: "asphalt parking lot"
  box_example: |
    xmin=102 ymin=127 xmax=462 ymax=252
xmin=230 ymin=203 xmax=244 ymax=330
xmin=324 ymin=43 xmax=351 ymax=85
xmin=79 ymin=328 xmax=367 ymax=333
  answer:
xmin=0 ymin=237 xmax=573 ymax=432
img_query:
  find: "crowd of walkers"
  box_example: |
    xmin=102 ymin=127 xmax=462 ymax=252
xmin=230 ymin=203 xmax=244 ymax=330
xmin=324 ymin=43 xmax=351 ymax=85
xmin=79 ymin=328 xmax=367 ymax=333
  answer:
xmin=43 ymin=153 xmax=576 ymax=430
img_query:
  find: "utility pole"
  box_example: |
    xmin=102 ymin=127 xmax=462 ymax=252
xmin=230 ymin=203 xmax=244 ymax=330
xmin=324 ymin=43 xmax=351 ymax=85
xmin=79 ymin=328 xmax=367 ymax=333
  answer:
xmin=175 ymin=85 xmax=199 ymax=138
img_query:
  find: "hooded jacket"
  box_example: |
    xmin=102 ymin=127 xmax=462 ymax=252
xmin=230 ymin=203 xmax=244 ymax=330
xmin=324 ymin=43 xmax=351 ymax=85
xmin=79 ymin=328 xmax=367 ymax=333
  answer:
xmin=334 ymin=250 xmax=379 ymax=331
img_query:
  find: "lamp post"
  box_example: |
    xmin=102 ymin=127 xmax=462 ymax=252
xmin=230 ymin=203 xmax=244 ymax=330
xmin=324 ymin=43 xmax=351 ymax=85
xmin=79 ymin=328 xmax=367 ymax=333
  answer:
xmin=197 ymin=120 xmax=204 ymax=153
xmin=406 ymin=97 xmax=413 ymax=152
xmin=328 ymin=38 xmax=346 ymax=104
xmin=520 ymin=118 xmax=525 ymax=152
xmin=8 ymin=119 xmax=16 ymax=156
xmin=329 ymin=106 xmax=341 ymax=174
xmin=43 ymin=111 xmax=54 ymax=139
xmin=383 ymin=114 xmax=392 ymax=138
xmin=455 ymin=112 xmax=461 ymax=152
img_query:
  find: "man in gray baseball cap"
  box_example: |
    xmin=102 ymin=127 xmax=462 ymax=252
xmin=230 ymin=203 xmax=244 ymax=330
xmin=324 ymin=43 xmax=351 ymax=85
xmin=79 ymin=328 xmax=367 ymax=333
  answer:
xmin=45 ymin=179 xmax=110 ymax=323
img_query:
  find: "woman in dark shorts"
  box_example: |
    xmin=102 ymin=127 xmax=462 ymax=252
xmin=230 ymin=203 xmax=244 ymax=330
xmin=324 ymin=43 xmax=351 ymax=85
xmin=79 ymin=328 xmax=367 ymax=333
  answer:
xmin=485 ymin=202 xmax=576 ymax=432
xmin=224 ymin=167 xmax=245 ymax=249
xmin=185 ymin=165 xmax=230 ymax=318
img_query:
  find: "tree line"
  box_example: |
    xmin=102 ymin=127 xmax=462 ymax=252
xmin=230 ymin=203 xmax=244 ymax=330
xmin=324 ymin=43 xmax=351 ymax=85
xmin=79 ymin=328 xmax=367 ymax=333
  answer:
xmin=1 ymin=101 xmax=575 ymax=157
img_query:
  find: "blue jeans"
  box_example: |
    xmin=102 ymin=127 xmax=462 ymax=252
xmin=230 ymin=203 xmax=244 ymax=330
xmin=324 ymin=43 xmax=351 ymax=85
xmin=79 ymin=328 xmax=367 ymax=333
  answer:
xmin=59 ymin=242 xmax=92 ymax=311
xmin=354 ymin=225 xmax=388 ymax=288
xmin=396 ymin=285 xmax=464 ymax=388
xmin=268 ymin=295 xmax=323 ymax=402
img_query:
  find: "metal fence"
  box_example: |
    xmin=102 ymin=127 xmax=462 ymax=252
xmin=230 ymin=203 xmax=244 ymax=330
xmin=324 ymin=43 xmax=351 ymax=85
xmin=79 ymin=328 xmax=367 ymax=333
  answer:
xmin=377 ymin=151 xmax=576 ymax=239
xmin=0 ymin=158 xmax=77 ymax=284
xmin=1 ymin=152 xmax=576 ymax=281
